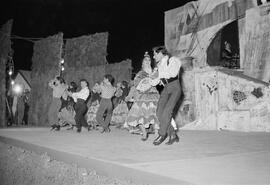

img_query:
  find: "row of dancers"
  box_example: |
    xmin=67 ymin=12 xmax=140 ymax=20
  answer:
xmin=49 ymin=46 xmax=182 ymax=145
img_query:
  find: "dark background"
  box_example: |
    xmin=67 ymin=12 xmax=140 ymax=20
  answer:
xmin=0 ymin=0 xmax=190 ymax=72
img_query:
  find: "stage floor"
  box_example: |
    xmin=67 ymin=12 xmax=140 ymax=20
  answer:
xmin=1 ymin=127 xmax=270 ymax=185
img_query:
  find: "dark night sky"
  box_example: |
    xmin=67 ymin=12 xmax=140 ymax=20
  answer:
xmin=0 ymin=0 xmax=191 ymax=72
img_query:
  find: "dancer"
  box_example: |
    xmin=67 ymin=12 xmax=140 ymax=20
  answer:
xmin=68 ymin=79 xmax=90 ymax=132
xmin=151 ymin=46 xmax=182 ymax=145
xmin=94 ymin=74 xmax=116 ymax=133
xmin=125 ymin=52 xmax=160 ymax=141
xmin=48 ymin=76 xmax=67 ymax=130
xmin=86 ymin=82 xmax=102 ymax=130
xmin=58 ymin=81 xmax=77 ymax=130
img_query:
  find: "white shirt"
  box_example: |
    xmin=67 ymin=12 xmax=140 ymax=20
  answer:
xmin=151 ymin=56 xmax=182 ymax=86
xmin=72 ymin=87 xmax=90 ymax=102
xmin=158 ymin=56 xmax=182 ymax=79
xmin=49 ymin=81 xmax=67 ymax=98
xmin=95 ymin=82 xmax=116 ymax=99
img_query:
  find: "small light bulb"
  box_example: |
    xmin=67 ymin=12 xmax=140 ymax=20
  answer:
xmin=8 ymin=70 xmax=12 ymax=76
xmin=60 ymin=59 xmax=64 ymax=64
xmin=61 ymin=66 xmax=65 ymax=71
xmin=11 ymin=80 xmax=15 ymax=85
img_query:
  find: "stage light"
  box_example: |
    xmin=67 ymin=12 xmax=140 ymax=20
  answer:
xmin=12 ymin=84 xmax=23 ymax=95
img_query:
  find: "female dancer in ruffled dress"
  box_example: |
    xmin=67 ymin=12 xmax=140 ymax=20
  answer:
xmin=125 ymin=52 xmax=159 ymax=141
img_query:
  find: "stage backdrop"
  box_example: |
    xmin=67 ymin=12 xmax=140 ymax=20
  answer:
xmin=63 ymin=60 xmax=132 ymax=92
xmin=29 ymin=33 xmax=63 ymax=126
xmin=63 ymin=32 xmax=131 ymax=90
xmin=64 ymin=32 xmax=108 ymax=68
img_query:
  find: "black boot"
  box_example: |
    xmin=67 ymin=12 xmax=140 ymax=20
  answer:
xmin=62 ymin=122 xmax=69 ymax=127
xmin=153 ymin=134 xmax=167 ymax=145
xmin=50 ymin=124 xmax=57 ymax=131
xmin=165 ymin=133 xmax=179 ymax=145
xmin=55 ymin=125 xmax=60 ymax=131
xmin=76 ymin=125 xmax=82 ymax=133
xmin=153 ymin=135 xmax=161 ymax=142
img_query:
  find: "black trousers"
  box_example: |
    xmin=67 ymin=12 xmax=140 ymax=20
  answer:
xmin=22 ymin=103 xmax=29 ymax=125
xmin=96 ymin=98 xmax=113 ymax=129
xmin=156 ymin=80 xmax=181 ymax=136
xmin=74 ymin=99 xmax=88 ymax=128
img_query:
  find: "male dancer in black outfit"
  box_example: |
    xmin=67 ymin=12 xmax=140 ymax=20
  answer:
xmin=151 ymin=46 xmax=182 ymax=145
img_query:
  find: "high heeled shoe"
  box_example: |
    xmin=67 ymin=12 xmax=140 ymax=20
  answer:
xmin=141 ymin=133 xmax=149 ymax=141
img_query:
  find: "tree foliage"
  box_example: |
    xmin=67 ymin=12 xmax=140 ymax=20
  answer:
xmin=0 ymin=20 xmax=12 ymax=127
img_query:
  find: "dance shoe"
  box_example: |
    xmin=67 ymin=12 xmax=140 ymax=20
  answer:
xmin=55 ymin=125 xmax=60 ymax=131
xmin=105 ymin=127 xmax=111 ymax=133
xmin=165 ymin=134 xmax=179 ymax=145
xmin=76 ymin=127 xmax=81 ymax=133
xmin=153 ymin=134 xmax=167 ymax=145
xmin=99 ymin=127 xmax=105 ymax=133
xmin=141 ymin=133 xmax=149 ymax=141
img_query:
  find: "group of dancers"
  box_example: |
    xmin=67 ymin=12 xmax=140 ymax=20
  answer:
xmin=49 ymin=46 xmax=182 ymax=145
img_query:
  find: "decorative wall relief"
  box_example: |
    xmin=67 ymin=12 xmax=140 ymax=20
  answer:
xmin=202 ymin=77 xmax=218 ymax=95
xmin=251 ymin=87 xmax=264 ymax=98
xmin=232 ymin=90 xmax=247 ymax=105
